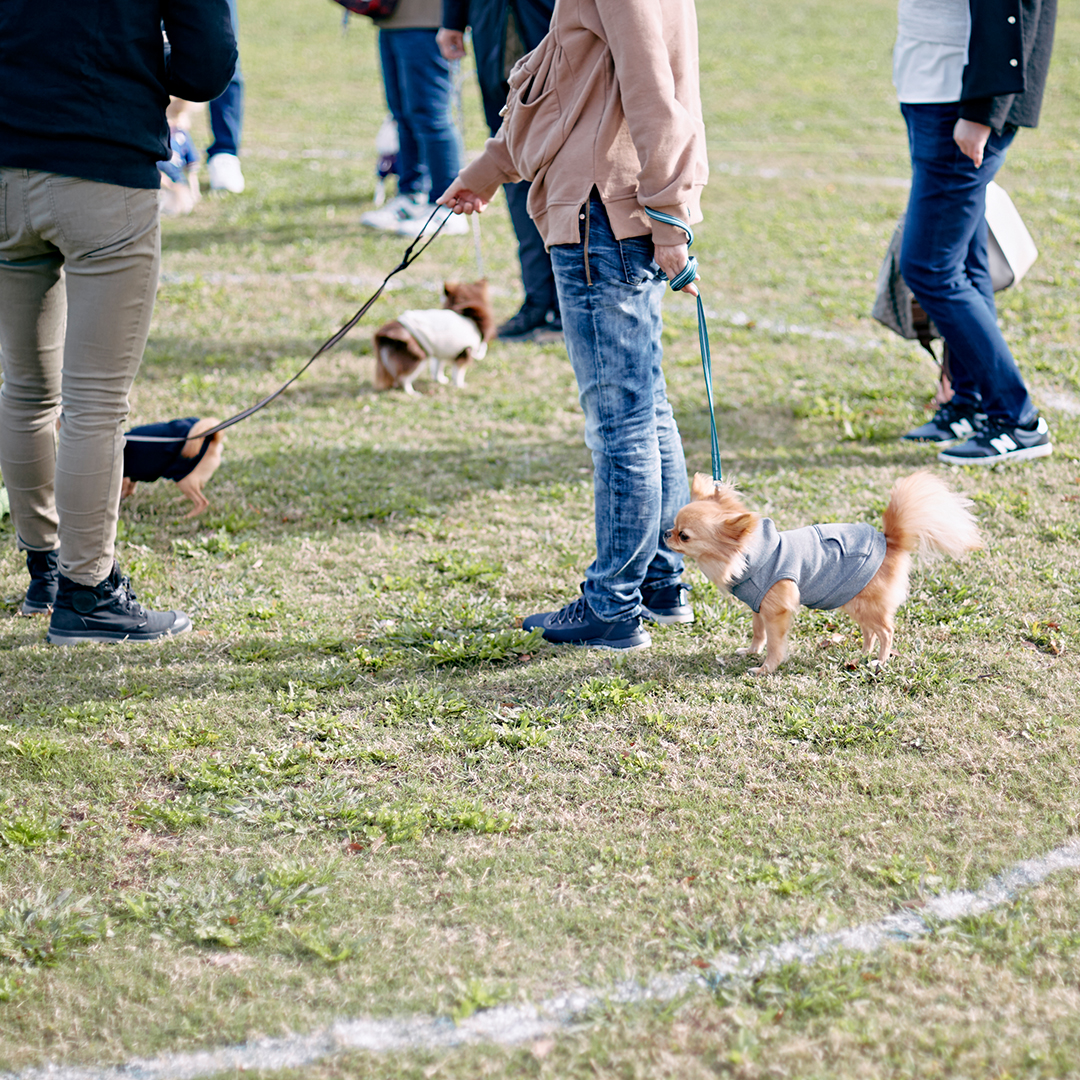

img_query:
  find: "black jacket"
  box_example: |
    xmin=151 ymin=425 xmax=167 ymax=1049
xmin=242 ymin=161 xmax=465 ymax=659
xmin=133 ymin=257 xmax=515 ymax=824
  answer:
xmin=960 ymin=0 xmax=1056 ymax=131
xmin=442 ymin=0 xmax=554 ymax=128
xmin=0 ymin=0 xmax=237 ymax=189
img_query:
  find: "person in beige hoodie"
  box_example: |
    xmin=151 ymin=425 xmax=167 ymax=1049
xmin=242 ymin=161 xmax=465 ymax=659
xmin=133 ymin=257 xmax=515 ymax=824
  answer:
xmin=440 ymin=0 xmax=708 ymax=650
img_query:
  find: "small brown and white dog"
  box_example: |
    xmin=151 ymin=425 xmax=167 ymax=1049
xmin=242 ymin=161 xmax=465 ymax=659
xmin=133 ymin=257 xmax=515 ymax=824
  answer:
xmin=121 ymin=417 xmax=225 ymax=518
xmin=373 ymin=280 xmax=495 ymax=395
xmin=666 ymin=470 xmax=982 ymax=674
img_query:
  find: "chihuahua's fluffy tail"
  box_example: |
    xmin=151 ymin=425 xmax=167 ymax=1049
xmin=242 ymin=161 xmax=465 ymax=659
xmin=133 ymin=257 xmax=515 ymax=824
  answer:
xmin=882 ymin=470 xmax=982 ymax=559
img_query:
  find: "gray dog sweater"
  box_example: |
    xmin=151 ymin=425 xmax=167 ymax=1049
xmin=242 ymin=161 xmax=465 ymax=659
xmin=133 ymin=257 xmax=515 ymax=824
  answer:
xmin=729 ymin=519 xmax=887 ymax=613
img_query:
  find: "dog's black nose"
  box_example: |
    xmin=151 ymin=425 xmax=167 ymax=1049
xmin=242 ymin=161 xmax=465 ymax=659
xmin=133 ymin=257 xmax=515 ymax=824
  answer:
xmin=664 ymin=529 xmax=673 ymax=541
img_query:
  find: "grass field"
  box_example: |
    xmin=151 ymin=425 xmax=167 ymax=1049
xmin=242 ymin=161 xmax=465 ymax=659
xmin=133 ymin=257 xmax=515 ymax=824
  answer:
xmin=3 ymin=1 xmax=1080 ymax=1076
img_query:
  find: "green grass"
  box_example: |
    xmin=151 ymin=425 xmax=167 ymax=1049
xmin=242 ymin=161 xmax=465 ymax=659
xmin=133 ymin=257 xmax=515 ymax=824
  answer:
xmin=3 ymin=0 xmax=1080 ymax=1076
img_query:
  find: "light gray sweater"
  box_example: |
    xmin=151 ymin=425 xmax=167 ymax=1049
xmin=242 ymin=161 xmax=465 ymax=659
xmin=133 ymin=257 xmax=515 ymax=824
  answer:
xmin=729 ymin=520 xmax=887 ymax=613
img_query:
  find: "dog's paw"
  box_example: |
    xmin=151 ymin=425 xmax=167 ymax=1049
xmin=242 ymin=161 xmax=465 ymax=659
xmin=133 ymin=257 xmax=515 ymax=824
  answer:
xmin=735 ymin=646 xmax=762 ymax=657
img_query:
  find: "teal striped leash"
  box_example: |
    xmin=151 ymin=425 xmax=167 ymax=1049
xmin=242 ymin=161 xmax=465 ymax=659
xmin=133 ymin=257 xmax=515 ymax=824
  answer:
xmin=645 ymin=207 xmax=722 ymax=483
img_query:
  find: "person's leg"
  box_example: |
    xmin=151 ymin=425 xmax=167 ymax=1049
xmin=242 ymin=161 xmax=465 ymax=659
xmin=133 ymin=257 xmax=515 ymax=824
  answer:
xmin=1 ymin=171 xmax=190 ymax=638
xmin=377 ymin=30 xmax=424 ymax=197
xmin=943 ymin=215 xmax=997 ymax=406
xmin=478 ymin=65 xmax=558 ymax=336
xmin=206 ymin=0 xmax=244 ymax=192
xmin=502 ymin=179 xmax=559 ymax=325
xmin=36 ymin=174 xmax=161 ymax=584
xmin=393 ymin=28 xmax=461 ymax=200
xmin=208 ymin=0 xmax=242 ymax=157
xmin=0 ymin=169 xmax=64 ymax=558
xmin=551 ymin=197 xmax=687 ymax=623
xmin=899 ymin=104 xmax=1035 ymax=427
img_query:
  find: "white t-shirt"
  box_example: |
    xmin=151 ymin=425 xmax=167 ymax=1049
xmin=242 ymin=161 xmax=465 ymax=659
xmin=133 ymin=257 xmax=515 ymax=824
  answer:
xmin=893 ymin=0 xmax=970 ymax=103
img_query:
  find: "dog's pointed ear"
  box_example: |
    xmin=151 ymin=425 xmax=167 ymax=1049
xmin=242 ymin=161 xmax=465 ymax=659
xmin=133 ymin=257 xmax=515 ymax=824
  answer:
xmin=690 ymin=473 xmax=717 ymax=501
xmin=731 ymin=512 xmax=758 ymax=539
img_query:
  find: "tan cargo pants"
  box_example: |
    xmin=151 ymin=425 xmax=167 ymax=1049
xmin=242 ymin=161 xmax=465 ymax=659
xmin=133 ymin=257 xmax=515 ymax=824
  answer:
xmin=0 ymin=168 xmax=160 ymax=584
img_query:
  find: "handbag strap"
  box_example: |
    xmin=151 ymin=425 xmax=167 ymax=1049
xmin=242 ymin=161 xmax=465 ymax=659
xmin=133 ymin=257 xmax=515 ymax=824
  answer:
xmin=645 ymin=208 xmax=722 ymax=483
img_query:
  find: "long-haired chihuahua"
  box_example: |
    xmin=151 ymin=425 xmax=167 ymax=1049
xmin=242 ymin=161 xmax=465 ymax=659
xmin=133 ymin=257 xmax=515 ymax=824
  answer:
xmin=666 ymin=470 xmax=982 ymax=673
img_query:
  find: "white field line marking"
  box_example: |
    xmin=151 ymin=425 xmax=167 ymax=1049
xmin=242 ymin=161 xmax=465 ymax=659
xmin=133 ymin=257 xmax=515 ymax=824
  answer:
xmin=6 ymin=841 xmax=1080 ymax=1080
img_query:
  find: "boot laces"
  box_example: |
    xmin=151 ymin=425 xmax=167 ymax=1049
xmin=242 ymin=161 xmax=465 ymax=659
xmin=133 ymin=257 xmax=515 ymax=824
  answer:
xmin=114 ymin=573 xmax=146 ymax=617
xmin=551 ymin=595 xmax=588 ymax=625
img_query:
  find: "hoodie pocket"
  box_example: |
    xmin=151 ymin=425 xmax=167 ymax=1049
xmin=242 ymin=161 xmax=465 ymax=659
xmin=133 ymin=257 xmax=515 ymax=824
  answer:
xmin=500 ymin=36 xmax=566 ymax=182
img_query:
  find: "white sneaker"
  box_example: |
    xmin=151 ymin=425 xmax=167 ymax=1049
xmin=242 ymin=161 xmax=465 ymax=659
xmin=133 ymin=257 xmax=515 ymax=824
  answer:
xmin=360 ymin=192 xmax=429 ymax=232
xmin=207 ymin=153 xmax=245 ymax=194
xmin=393 ymin=203 xmax=470 ymax=238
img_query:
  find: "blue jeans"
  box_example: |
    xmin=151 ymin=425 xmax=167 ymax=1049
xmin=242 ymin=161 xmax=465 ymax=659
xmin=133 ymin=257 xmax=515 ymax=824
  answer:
xmin=208 ymin=0 xmax=243 ymax=158
xmin=550 ymin=196 xmax=689 ymax=622
xmin=899 ymin=103 xmax=1035 ymax=427
xmin=378 ymin=29 xmax=461 ymax=201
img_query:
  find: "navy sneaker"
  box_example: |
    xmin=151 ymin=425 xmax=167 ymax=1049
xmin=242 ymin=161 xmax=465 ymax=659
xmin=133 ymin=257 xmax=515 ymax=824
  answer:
xmin=901 ymin=401 xmax=987 ymax=444
xmin=640 ymin=581 xmax=694 ymax=624
xmin=47 ymin=562 xmax=192 ymax=645
xmin=21 ymin=549 xmax=60 ymax=615
xmin=937 ymin=416 xmax=1052 ymax=466
xmin=522 ymin=592 xmax=651 ymax=650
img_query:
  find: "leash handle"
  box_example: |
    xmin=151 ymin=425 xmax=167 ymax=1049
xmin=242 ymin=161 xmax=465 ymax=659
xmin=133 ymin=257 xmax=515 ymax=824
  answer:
xmin=125 ymin=205 xmax=453 ymax=443
xmin=644 ymin=207 xmax=721 ymax=483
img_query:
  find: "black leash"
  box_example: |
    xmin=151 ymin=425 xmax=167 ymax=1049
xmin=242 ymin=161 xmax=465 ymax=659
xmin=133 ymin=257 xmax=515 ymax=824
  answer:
xmin=126 ymin=205 xmax=452 ymax=443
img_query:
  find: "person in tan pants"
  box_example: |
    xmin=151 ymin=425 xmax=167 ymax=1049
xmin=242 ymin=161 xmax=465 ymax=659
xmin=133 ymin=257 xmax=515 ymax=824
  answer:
xmin=0 ymin=0 xmax=237 ymax=643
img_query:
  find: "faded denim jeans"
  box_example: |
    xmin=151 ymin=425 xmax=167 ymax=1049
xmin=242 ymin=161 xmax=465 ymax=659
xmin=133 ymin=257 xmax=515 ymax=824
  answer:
xmin=550 ymin=195 xmax=690 ymax=623
xmin=0 ymin=169 xmax=160 ymax=584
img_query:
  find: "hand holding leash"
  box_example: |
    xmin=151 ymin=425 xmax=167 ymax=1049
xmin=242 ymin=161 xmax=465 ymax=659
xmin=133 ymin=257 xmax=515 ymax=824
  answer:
xmin=654 ymin=243 xmax=699 ymax=296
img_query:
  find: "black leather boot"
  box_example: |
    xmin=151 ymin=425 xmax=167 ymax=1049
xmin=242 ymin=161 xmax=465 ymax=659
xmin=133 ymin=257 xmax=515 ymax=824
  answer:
xmin=21 ymin=549 xmax=60 ymax=615
xmin=47 ymin=562 xmax=191 ymax=644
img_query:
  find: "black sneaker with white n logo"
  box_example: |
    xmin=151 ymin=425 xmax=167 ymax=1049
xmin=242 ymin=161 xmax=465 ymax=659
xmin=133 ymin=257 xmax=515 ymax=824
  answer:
xmin=901 ymin=401 xmax=987 ymax=444
xmin=937 ymin=416 xmax=1052 ymax=465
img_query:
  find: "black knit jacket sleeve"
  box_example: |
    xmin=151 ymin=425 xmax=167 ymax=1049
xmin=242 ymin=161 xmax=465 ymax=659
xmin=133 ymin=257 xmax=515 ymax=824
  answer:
xmin=960 ymin=0 xmax=1057 ymax=131
xmin=442 ymin=0 xmax=470 ymax=31
xmin=0 ymin=0 xmax=237 ymax=189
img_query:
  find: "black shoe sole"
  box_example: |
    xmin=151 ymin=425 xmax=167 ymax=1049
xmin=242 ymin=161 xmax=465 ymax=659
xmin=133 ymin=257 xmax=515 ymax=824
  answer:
xmin=938 ymin=443 xmax=1053 ymax=466
xmin=47 ymin=616 xmax=193 ymax=645
xmin=20 ymin=600 xmax=53 ymax=616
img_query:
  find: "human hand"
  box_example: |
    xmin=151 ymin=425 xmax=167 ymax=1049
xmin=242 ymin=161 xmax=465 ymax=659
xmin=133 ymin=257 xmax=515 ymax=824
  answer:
xmin=436 ymin=28 xmax=466 ymax=61
xmin=436 ymin=177 xmax=489 ymax=215
xmin=953 ymin=119 xmax=992 ymax=167
xmin=654 ymin=243 xmax=699 ymax=296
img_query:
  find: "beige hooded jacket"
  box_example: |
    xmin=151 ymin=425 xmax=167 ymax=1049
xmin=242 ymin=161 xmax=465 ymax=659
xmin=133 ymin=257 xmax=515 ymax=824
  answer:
xmin=456 ymin=0 xmax=707 ymax=249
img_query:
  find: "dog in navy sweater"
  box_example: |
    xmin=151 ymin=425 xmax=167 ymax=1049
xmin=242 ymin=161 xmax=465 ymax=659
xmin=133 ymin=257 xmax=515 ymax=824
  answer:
xmin=122 ymin=417 xmax=224 ymax=517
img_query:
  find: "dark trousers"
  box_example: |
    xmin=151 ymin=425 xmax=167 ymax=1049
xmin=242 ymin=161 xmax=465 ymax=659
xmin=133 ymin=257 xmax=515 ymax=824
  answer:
xmin=899 ymin=103 xmax=1035 ymax=426
xmin=479 ymin=53 xmax=557 ymax=314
